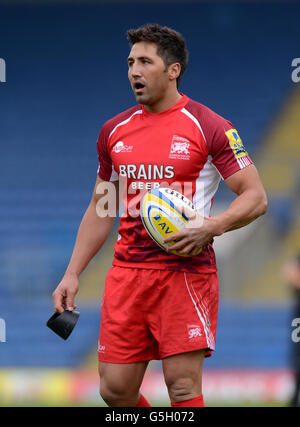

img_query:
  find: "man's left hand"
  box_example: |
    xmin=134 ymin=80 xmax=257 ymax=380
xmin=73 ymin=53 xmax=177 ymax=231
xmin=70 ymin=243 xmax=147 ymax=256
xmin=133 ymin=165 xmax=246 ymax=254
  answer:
xmin=163 ymin=211 xmax=221 ymax=257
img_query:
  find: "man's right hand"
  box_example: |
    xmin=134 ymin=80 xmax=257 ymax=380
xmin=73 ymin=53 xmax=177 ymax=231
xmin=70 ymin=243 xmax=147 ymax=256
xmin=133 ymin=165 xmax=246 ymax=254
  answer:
xmin=52 ymin=272 xmax=79 ymax=313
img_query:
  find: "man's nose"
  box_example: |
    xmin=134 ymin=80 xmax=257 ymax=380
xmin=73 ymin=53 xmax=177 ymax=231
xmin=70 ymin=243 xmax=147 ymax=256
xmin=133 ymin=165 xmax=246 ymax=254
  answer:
xmin=130 ymin=63 xmax=142 ymax=78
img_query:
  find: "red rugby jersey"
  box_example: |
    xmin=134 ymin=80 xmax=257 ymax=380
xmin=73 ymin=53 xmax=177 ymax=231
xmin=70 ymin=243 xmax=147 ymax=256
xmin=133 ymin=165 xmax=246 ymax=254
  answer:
xmin=97 ymin=94 xmax=252 ymax=273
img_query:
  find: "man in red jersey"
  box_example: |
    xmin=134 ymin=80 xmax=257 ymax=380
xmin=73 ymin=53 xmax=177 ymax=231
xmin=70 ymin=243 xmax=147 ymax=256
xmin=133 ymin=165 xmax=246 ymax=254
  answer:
xmin=52 ymin=24 xmax=267 ymax=407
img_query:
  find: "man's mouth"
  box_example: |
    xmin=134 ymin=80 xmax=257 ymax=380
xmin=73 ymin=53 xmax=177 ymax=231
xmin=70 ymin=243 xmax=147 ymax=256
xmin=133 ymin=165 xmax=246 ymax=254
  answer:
xmin=134 ymin=82 xmax=145 ymax=94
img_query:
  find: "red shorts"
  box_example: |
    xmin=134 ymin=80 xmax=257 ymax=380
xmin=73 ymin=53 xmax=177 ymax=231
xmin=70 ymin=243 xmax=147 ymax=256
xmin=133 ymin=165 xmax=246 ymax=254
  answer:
xmin=98 ymin=266 xmax=219 ymax=363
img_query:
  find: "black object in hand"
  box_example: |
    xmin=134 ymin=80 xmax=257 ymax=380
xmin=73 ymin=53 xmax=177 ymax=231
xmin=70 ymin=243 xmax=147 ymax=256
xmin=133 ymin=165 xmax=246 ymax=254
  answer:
xmin=46 ymin=309 xmax=80 ymax=340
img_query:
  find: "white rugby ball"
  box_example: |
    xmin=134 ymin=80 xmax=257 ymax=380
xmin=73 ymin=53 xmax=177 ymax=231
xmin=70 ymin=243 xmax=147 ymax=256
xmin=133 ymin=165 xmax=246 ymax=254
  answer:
xmin=140 ymin=187 xmax=202 ymax=256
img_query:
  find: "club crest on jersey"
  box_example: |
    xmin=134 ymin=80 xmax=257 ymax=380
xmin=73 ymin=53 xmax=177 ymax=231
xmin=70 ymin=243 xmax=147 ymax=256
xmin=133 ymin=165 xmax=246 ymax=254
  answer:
xmin=169 ymin=135 xmax=190 ymax=160
xmin=113 ymin=141 xmax=133 ymax=153
xmin=225 ymin=129 xmax=248 ymax=159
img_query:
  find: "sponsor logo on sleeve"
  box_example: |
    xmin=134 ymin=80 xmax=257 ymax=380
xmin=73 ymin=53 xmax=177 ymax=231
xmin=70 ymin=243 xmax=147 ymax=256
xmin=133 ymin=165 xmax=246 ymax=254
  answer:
xmin=225 ymin=128 xmax=248 ymax=159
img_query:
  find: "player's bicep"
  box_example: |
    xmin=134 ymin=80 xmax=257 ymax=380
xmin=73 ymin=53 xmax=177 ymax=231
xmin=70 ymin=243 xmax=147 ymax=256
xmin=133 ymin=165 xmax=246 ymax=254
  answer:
xmin=224 ymin=164 xmax=266 ymax=197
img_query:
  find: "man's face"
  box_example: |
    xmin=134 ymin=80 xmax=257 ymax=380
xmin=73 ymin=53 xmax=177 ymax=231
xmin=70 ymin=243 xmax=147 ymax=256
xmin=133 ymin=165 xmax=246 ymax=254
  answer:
xmin=127 ymin=41 xmax=170 ymax=106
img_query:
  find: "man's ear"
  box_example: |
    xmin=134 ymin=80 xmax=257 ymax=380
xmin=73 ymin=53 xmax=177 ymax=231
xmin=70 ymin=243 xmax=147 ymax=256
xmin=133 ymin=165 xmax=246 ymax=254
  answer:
xmin=168 ymin=62 xmax=181 ymax=82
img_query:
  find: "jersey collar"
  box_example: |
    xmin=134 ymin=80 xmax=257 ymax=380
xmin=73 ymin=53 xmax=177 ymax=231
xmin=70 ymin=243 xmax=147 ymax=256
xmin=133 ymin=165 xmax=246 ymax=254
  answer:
xmin=141 ymin=93 xmax=189 ymax=117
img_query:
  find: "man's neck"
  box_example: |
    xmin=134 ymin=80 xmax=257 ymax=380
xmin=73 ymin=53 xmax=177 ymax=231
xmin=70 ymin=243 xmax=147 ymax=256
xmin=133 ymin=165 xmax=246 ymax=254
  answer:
xmin=144 ymin=91 xmax=182 ymax=113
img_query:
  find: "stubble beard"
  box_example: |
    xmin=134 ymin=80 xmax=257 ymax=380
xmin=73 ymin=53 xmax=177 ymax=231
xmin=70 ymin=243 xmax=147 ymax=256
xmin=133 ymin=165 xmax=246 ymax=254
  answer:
xmin=135 ymin=91 xmax=152 ymax=106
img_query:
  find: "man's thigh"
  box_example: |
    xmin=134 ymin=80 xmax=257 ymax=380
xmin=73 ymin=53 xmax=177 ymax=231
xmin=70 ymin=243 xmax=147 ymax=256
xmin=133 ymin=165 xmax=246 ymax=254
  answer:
xmin=99 ymin=360 xmax=149 ymax=395
xmin=99 ymin=266 xmax=159 ymax=363
xmin=146 ymin=271 xmax=218 ymax=359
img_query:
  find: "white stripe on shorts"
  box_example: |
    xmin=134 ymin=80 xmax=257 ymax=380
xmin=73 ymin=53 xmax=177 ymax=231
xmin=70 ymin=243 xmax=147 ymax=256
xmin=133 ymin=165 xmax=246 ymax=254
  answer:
xmin=184 ymin=272 xmax=215 ymax=350
xmin=190 ymin=279 xmax=215 ymax=350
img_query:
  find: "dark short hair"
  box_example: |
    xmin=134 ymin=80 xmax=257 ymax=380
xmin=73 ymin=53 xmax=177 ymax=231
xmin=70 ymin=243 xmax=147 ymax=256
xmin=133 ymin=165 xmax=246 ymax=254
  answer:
xmin=127 ymin=23 xmax=189 ymax=88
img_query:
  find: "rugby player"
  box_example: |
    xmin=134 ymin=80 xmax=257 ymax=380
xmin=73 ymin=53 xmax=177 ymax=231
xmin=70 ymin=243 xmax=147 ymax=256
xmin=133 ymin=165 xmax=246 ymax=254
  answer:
xmin=52 ymin=24 xmax=267 ymax=407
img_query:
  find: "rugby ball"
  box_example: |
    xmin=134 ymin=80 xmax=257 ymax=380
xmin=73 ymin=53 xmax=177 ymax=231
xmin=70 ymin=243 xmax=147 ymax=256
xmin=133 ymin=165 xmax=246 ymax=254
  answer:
xmin=140 ymin=187 xmax=202 ymax=256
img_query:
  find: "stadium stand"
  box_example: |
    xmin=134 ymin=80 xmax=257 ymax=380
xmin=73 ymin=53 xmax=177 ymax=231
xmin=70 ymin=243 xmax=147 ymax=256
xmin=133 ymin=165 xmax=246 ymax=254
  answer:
xmin=0 ymin=2 xmax=300 ymax=372
xmin=239 ymin=87 xmax=300 ymax=300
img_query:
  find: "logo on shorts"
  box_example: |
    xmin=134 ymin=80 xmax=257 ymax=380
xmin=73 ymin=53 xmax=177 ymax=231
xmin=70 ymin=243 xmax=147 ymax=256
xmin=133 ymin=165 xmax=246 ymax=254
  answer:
xmin=98 ymin=341 xmax=105 ymax=353
xmin=169 ymin=135 xmax=190 ymax=160
xmin=187 ymin=324 xmax=202 ymax=339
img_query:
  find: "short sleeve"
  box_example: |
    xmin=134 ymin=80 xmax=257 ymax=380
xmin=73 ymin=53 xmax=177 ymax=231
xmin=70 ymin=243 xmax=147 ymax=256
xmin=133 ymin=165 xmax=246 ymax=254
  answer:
xmin=210 ymin=120 xmax=253 ymax=180
xmin=96 ymin=125 xmax=118 ymax=182
xmin=183 ymin=100 xmax=253 ymax=181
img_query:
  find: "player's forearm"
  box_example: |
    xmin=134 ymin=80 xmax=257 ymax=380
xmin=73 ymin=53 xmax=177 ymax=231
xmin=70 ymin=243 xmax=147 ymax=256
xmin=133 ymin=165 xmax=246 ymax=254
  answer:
xmin=65 ymin=201 xmax=115 ymax=278
xmin=210 ymin=187 xmax=268 ymax=236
